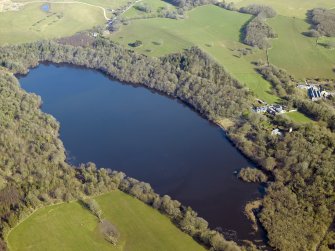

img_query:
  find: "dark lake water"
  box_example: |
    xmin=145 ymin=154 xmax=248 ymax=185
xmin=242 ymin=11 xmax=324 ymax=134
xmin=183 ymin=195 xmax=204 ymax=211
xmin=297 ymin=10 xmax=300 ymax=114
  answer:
xmin=19 ymin=64 xmax=262 ymax=241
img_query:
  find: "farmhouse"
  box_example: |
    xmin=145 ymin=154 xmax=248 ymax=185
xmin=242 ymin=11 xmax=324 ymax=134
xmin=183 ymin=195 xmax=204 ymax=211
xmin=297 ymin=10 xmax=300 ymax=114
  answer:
xmin=297 ymin=82 xmax=334 ymax=101
xmin=271 ymin=128 xmax=282 ymax=136
xmin=254 ymin=106 xmax=267 ymax=113
xmin=253 ymin=104 xmax=284 ymax=115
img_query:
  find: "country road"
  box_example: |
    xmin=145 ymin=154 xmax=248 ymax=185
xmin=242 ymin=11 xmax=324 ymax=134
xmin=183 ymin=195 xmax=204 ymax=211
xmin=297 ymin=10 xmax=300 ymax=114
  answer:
xmin=108 ymin=0 xmax=141 ymax=24
xmin=21 ymin=0 xmax=111 ymax=20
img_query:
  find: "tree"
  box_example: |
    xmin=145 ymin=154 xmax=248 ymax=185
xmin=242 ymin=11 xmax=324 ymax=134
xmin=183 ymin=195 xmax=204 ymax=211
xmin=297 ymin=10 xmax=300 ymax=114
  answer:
xmin=99 ymin=220 xmax=120 ymax=245
xmin=303 ymin=29 xmax=321 ymax=45
xmin=86 ymin=198 xmax=103 ymax=221
xmin=239 ymin=4 xmax=277 ymax=18
xmin=128 ymin=40 xmax=142 ymax=47
xmin=135 ymin=3 xmax=152 ymax=13
xmin=108 ymin=20 xmax=121 ymax=32
xmin=238 ymin=167 xmax=268 ymax=183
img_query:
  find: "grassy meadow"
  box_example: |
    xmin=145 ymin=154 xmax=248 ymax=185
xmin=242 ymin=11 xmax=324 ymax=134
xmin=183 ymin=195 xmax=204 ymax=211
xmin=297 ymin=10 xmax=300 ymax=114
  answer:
xmin=7 ymin=191 xmax=206 ymax=251
xmin=230 ymin=0 xmax=335 ymax=18
xmin=283 ymin=111 xmax=313 ymax=123
xmin=123 ymin=0 xmax=176 ymax=19
xmin=10 ymin=0 xmax=128 ymax=9
xmin=0 ymin=2 xmax=105 ymax=45
xmin=268 ymin=15 xmax=335 ymax=80
xmin=112 ymin=5 xmax=278 ymax=103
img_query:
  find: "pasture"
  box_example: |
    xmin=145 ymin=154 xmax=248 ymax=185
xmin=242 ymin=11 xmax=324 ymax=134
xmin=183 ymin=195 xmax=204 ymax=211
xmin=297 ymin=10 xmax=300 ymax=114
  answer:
xmin=123 ymin=0 xmax=176 ymax=19
xmin=230 ymin=0 xmax=335 ymax=18
xmin=7 ymin=0 xmax=128 ymax=10
xmin=0 ymin=2 xmax=105 ymax=45
xmin=112 ymin=5 xmax=278 ymax=103
xmin=268 ymin=15 xmax=335 ymax=80
xmin=7 ymin=191 xmax=206 ymax=251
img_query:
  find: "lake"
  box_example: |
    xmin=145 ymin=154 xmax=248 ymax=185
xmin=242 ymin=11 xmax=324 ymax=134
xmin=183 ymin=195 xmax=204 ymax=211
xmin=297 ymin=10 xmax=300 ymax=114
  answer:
xmin=19 ymin=63 xmax=262 ymax=241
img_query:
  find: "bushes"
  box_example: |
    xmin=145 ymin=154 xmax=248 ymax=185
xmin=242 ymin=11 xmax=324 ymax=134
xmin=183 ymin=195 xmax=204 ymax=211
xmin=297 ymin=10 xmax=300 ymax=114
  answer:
xmin=128 ymin=40 xmax=143 ymax=47
xmin=238 ymin=167 xmax=267 ymax=183
xmin=99 ymin=220 xmax=120 ymax=245
xmin=85 ymin=198 xmax=103 ymax=221
xmin=239 ymin=4 xmax=276 ymax=18
xmin=239 ymin=4 xmax=277 ymax=49
xmin=108 ymin=20 xmax=122 ymax=32
xmin=164 ymin=0 xmax=217 ymax=10
xmin=308 ymin=8 xmax=335 ymax=37
xmin=242 ymin=16 xmax=277 ymax=49
xmin=255 ymin=63 xmax=295 ymax=97
xmin=134 ymin=3 xmax=152 ymax=13
xmin=215 ymin=1 xmax=237 ymax=11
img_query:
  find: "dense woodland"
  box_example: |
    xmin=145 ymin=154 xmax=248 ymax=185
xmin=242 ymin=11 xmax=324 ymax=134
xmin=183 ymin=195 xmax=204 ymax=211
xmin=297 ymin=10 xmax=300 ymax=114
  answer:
xmin=1 ymin=37 xmax=335 ymax=251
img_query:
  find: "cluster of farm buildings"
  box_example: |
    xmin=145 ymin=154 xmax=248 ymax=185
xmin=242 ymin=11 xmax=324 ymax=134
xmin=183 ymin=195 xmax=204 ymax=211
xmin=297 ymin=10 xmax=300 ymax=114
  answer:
xmin=253 ymin=98 xmax=288 ymax=115
xmin=297 ymin=82 xmax=335 ymax=101
xmin=253 ymin=104 xmax=284 ymax=115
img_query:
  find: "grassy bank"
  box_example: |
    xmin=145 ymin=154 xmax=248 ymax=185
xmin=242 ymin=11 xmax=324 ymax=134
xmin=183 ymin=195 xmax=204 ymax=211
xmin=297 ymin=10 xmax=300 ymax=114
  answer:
xmin=7 ymin=191 xmax=206 ymax=251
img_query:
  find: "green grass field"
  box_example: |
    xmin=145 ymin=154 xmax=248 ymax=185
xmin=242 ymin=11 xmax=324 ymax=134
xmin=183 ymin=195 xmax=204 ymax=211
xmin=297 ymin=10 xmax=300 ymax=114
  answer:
xmin=123 ymin=0 xmax=175 ymax=19
xmin=112 ymin=5 xmax=278 ymax=103
xmin=0 ymin=2 xmax=105 ymax=45
xmin=268 ymin=15 xmax=335 ymax=80
xmin=230 ymin=0 xmax=335 ymax=18
xmin=9 ymin=0 xmax=127 ymax=9
xmin=283 ymin=111 xmax=313 ymax=123
xmin=7 ymin=191 xmax=206 ymax=251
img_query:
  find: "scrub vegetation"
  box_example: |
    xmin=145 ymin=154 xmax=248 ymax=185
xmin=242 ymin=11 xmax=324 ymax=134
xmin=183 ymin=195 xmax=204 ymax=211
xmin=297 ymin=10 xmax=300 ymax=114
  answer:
xmin=307 ymin=8 xmax=335 ymax=37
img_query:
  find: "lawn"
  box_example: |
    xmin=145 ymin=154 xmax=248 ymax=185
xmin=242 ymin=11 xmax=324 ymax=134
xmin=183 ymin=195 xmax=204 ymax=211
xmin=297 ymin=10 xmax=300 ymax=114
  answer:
xmin=230 ymin=0 xmax=335 ymax=18
xmin=268 ymin=15 xmax=335 ymax=80
xmin=7 ymin=191 xmax=206 ymax=251
xmin=283 ymin=111 xmax=313 ymax=123
xmin=0 ymin=2 xmax=105 ymax=45
xmin=112 ymin=5 xmax=278 ymax=103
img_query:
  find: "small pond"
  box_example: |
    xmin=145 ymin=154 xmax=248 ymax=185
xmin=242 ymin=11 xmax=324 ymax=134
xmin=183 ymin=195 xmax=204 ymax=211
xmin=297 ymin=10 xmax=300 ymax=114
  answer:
xmin=41 ymin=3 xmax=50 ymax=12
